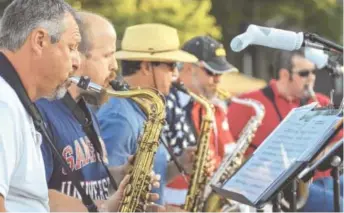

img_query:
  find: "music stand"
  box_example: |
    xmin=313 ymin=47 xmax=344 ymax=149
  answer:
xmin=211 ymin=105 xmax=343 ymax=212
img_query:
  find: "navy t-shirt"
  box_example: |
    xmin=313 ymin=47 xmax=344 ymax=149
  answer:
xmin=36 ymin=98 xmax=111 ymax=200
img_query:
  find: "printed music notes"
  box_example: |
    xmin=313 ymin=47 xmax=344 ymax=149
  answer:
xmin=218 ymin=103 xmax=343 ymax=205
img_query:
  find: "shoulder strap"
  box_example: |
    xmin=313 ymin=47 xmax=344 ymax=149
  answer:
xmin=0 ymin=54 xmax=98 ymax=212
xmin=262 ymin=85 xmax=283 ymax=121
xmin=186 ymin=100 xmax=199 ymax=138
xmin=61 ymin=93 xmax=118 ymax=191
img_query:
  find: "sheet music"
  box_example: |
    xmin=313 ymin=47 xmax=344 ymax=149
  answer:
xmin=223 ymin=103 xmax=342 ymax=204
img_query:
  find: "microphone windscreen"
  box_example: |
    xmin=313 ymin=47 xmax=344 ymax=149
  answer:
xmin=230 ymin=24 xmax=304 ymax=52
xmin=305 ymin=47 xmax=328 ymax=69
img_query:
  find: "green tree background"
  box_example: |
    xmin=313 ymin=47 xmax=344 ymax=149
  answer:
xmin=65 ymin=0 xmax=221 ymax=45
xmin=0 ymin=0 xmax=342 ymax=101
xmin=0 ymin=0 xmax=342 ymax=72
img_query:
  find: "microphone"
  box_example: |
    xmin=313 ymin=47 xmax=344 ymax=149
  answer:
xmin=230 ymin=24 xmax=304 ymax=52
xmin=230 ymin=24 xmax=343 ymax=53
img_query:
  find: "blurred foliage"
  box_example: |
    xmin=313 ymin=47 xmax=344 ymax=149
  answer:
xmin=65 ymin=0 xmax=221 ymax=46
xmin=0 ymin=0 xmax=342 ymax=79
xmin=210 ymin=0 xmax=343 ymax=76
xmin=210 ymin=0 xmax=343 ymax=49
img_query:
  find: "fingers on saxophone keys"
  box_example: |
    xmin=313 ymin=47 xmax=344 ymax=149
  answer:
xmin=119 ymin=174 xmax=131 ymax=194
xmin=204 ymin=159 xmax=216 ymax=176
xmin=127 ymin=155 xmax=135 ymax=165
xmin=146 ymin=193 xmax=160 ymax=202
xmin=145 ymin=203 xmax=166 ymax=212
xmin=150 ymin=171 xmax=161 ymax=189
xmin=207 ymin=149 xmax=215 ymax=160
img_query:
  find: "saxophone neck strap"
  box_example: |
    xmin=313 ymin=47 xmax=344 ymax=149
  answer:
xmin=61 ymin=92 xmax=118 ymax=191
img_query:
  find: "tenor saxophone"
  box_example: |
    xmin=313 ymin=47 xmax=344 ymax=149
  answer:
xmin=202 ymin=88 xmax=265 ymax=212
xmin=172 ymin=82 xmax=214 ymax=212
xmin=69 ymin=76 xmax=166 ymax=212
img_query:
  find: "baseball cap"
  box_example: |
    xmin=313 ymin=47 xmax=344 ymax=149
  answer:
xmin=182 ymin=36 xmax=238 ymax=74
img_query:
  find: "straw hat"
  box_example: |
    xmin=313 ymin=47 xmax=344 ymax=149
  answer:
xmin=115 ymin=23 xmax=198 ymax=63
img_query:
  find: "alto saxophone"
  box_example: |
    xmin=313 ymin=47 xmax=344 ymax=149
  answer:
xmin=172 ymin=82 xmax=215 ymax=212
xmin=69 ymin=76 xmax=166 ymax=212
xmin=202 ymin=88 xmax=265 ymax=212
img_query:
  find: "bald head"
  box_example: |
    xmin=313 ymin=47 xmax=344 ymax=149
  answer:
xmin=77 ymin=11 xmax=116 ymax=55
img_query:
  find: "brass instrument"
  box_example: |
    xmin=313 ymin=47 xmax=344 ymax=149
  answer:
xmin=69 ymin=76 xmax=166 ymax=212
xmin=306 ymin=84 xmax=318 ymax=103
xmin=202 ymin=88 xmax=265 ymax=212
xmin=173 ymin=82 xmax=215 ymax=212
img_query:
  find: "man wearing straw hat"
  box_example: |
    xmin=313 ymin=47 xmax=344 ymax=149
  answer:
xmin=97 ymin=23 xmax=199 ymax=207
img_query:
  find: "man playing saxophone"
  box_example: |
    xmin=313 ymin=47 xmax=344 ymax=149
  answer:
xmin=162 ymin=35 xmax=237 ymax=207
xmin=227 ymin=49 xmax=343 ymax=212
xmin=35 ymin=12 xmax=161 ymax=212
xmin=96 ymin=23 xmax=200 ymax=210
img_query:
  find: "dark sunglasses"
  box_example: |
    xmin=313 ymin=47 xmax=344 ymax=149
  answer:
xmin=151 ymin=62 xmax=177 ymax=70
xmin=293 ymin=70 xmax=316 ymax=78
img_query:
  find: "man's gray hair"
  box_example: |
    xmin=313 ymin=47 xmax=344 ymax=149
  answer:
xmin=0 ymin=0 xmax=78 ymax=51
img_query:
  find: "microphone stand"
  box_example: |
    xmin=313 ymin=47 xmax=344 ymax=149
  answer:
xmin=299 ymin=139 xmax=343 ymax=212
xmin=304 ymin=33 xmax=343 ymax=53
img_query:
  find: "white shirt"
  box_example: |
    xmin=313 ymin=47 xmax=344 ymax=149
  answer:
xmin=0 ymin=77 xmax=49 ymax=212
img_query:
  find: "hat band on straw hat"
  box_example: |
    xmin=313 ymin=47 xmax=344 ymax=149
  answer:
xmin=120 ymin=48 xmax=180 ymax=55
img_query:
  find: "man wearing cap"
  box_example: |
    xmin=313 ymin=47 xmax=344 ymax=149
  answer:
xmin=96 ymin=23 xmax=200 ymax=206
xmin=162 ymin=35 xmax=237 ymax=206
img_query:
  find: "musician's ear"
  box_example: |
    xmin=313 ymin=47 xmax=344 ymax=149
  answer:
xmin=141 ymin=61 xmax=151 ymax=76
xmin=182 ymin=63 xmax=194 ymax=74
xmin=279 ymin=68 xmax=290 ymax=81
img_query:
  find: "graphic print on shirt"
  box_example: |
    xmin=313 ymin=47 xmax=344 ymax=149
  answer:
xmin=60 ymin=135 xmax=110 ymax=200
xmin=61 ymin=135 xmax=108 ymax=174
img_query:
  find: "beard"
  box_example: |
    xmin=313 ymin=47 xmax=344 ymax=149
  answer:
xmin=43 ymin=82 xmax=70 ymax=101
xmin=79 ymin=90 xmax=109 ymax=106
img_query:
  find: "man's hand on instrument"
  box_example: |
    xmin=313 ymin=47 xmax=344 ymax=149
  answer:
xmin=100 ymin=171 xmax=162 ymax=212
xmin=145 ymin=203 xmax=167 ymax=212
xmin=178 ymin=146 xmax=197 ymax=174
xmin=204 ymin=149 xmax=216 ymax=176
xmin=109 ymin=155 xmax=135 ymax=184
xmin=101 ymin=174 xmax=130 ymax=212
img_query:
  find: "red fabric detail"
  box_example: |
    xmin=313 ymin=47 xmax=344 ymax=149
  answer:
xmin=227 ymin=80 xmax=343 ymax=180
xmin=166 ymin=101 xmax=235 ymax=191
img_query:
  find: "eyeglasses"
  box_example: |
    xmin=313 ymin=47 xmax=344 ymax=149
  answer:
xmin=151 ymin=62 xmax=177 ymax=70
xmin=293 ymin=70 xmax=316 ymax=78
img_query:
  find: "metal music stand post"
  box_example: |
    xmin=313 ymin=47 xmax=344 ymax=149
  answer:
xmin=299 ymin=138 xmax=343 ymax=212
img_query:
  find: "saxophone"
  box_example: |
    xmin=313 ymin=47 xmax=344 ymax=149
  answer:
xmin=69 ymin=76 xmax=166 ymax=212
xmin=172 ymin=82 xmax=214 ymax=212
xmin=202 ymin=88 xmax=265 ymax=212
